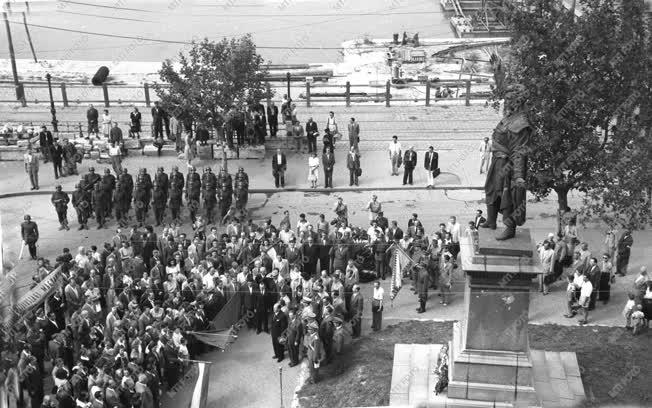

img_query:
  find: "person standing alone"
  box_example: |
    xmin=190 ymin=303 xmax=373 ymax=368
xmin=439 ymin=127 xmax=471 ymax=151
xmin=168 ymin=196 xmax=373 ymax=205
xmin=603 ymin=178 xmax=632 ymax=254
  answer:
xmin=346 ymin=146 xmax=361 ymax=186
xmin=403 ymin=146 xmax=417 ymax=185
xmin=347 ymin=117 xmax=360 ymax=151
xmin=272 ymin=148 xmax=287 ymax=188
xmin=322 ymin=147 xmax=335 ymax=188
xmin=24 ymin=147 xmax=39 ymax=190
xmin=388 ymin=135 xmax=402 ymax=176
xmin=424 ymin=146 xmax=439 ymax=189
xmin=21 ymin=214 xmax=39 ymax=260
xmin=479 ymin=136 xmax=491 ymax=174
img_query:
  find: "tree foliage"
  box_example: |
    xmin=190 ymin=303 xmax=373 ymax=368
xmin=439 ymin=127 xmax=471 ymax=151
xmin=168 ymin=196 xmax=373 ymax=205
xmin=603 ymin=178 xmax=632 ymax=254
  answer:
xmin=500 ymin=0 xmax=652 ymax=228
xmin=153 ymin=34 xmax=272 ymax=127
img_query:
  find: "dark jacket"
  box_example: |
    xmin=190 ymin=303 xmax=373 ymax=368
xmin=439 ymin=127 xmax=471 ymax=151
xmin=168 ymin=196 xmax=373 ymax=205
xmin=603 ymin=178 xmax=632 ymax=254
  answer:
xmin=272 ymin=153 xmax=287 ymax=173
xmin=306 ymin=120 xmax=319 ymax=136
xmin=21 ymin=220 xmax=39 ymax=243
xmin=403 ymin=150 xmax=417 ymax=169
xmin=322 ymin=151 xmax=335 ymax=172
xmin=346 ymin=152 xmax=360 ymax=170
xmin=271 ymin=311 xmax=288 ymax=338
xmin=424 ymin=151 xmax=438 ymax=170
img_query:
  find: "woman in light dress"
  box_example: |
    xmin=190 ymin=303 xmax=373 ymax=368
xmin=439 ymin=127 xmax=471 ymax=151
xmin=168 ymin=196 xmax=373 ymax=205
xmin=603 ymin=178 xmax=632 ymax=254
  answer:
xmin=308 ymin=152 xmax=320 ymax=188
xmin=101 ymin=109 xmax=112 ymax=138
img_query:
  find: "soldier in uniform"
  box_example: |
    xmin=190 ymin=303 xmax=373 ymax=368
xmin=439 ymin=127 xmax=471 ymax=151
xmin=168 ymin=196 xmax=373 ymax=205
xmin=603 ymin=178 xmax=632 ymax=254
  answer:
xmin=20 ymin=215 xmax=40 ymax=259
xmin=217 ymin=167 xmax=233 ymax=221
xmin=201 ymin=167 xmax=217 ymax=224
xmin=134 ymin=168 xmax=153 ymax=226
xmin=234 ymin=167 xmax=249 ymax=210
xmin=152 ymin=183 xmax=167 ymax=226
xmin=51 ymin=185 xmax=70 ymax=231
xmin=101 ymin=168 xmax=116 ymax=218
xmin=61 ymin=138 xmax=79 ymax=176
xmin=169 ymin=166 xmax=184 ymax=223
xmin=154 ymin=167 xmax=170 ymax=204
xmin=83 ymin=167 xmax=101 ymax=192
xmin=114 ymin=180 xmax=129 ymax=227
xmin=92 ymin=183 xmax=107 ymax=229
xmin=186 ymin=166 xmax=201 ymax=223
xmin=119 ymin=168 xmax=134 ymax=212
xmin=72 ymin=183 xmax=91 ymax=230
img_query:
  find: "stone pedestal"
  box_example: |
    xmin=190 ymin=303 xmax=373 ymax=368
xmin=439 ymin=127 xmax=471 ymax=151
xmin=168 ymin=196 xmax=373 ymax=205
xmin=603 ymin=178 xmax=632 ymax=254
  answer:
xmin=448 ymin=229 xmax=541 ymax=406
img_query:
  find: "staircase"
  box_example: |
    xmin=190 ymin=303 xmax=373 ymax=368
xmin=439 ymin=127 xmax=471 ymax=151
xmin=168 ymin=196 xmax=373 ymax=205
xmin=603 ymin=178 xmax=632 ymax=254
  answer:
xmin=449 ymin=0 xmax=511 ymax=38
xmin=387 ymin=344 xmax=586 ymax=408
xmin=529 ymin=350 xmax=586 ymax=407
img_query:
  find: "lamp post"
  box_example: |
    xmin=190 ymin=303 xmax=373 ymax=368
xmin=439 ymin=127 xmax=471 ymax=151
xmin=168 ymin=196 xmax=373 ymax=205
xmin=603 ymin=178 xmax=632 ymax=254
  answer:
xmin=286 ymin=72 xmax=291 ymax=102
xmin=45 ymin=73 xmax=58 ymax=132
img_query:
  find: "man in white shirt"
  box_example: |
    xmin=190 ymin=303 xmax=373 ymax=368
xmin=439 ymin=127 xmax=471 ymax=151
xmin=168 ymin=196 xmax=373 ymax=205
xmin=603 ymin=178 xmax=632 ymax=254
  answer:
xmin=578 ymin=275 xmax=593 ymax=325
xmin=279 ymin=225 xmax=296 ymax=244
xmin=371 ymin=281 xmax=384 ymax=331
xmin=447 ymin=216 xmax=461 ymax=265
xmin=388 ymin=135 xmax=402 ymax=176
xmin=24 ymin=147 xmax=39 ymax=190
xmin=479 ymin=136 xmax=492 ymax=174
xmin=109 ymin=141 xmax=122 ymax=174
xmin=327 ymin=111 xmax=338 ymax=134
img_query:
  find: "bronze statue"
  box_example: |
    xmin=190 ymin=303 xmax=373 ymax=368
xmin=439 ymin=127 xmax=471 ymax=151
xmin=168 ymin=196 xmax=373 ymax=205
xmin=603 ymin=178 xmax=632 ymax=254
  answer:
xmin=481 ymin=84 xmax=532 ymax=240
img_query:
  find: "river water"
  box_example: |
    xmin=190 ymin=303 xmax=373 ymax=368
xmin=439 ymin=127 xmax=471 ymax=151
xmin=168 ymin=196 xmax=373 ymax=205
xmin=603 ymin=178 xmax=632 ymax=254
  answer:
xmin=5 ymin=0 xmax=453 ymax=64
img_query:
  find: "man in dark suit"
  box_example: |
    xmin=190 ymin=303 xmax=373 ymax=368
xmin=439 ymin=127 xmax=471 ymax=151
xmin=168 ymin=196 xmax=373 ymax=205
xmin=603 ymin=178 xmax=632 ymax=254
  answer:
xmin=87 ymin=104 xmax=99 ymax=137
xmin=271 ymin=304 xmax=288 ymax=362
xmin=403 ymin=146 xmax=417 ymax=185
xmin=242 ymin=279 xmax=256 ymax=328
xmin=305 ymin=117 xmax=319 ymax=154
xmin=38 ymin=125 xmax=54 ymax=163
xmin=301 ymin=237 xmax=320 ymax=277
xmin=346 ymin=146 xmax=361 ymax=186
xmin=386 ymin=221 xmax=403 ymax=242
xmin=272 ymin=148 xmax=287 ymax=188
xmin=151 ymin=101 xmax=168 ymax=139
xmin=267 ymin=101 xmax=279 ymax=137
xmin=255 ymin=282 xmax=272 ymax=333
xmin=21 ymin=215 xmax=39 ymax=259
xmin=322 ymin=147 xmax=335 ymax=188
xmin=424 ymin=145 xmax=439 ymax=189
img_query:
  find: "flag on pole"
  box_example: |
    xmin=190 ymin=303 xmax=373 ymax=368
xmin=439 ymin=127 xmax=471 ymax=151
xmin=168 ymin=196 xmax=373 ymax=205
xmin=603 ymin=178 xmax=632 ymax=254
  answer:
xmin=189 ymin=362 xmax=210 ymax=408
xmin=389 ymin=244 xmax=413 ymax=301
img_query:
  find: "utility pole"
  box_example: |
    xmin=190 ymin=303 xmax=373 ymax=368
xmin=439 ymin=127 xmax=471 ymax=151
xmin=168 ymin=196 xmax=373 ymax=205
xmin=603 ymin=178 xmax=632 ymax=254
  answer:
xmin=2 ymin=11 xmax=24 ymax=103
xmin=46 ymin=73 xmax=58 ymax=132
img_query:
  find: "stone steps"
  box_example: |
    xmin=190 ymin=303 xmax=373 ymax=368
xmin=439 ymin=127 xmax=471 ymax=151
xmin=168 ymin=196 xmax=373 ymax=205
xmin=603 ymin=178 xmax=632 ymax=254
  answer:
xmin=529 ymin=350 xmax=586 ymax=408
xmin=388 ymin=344 xmax=586 ymax=408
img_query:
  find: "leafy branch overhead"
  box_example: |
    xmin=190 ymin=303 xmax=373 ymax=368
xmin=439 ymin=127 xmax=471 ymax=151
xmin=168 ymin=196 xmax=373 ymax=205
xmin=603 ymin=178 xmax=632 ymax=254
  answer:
xmin=153 ymin=34 xmax=272 ymax=127
xmin=499 ymin=0 xmax=651 ymax=228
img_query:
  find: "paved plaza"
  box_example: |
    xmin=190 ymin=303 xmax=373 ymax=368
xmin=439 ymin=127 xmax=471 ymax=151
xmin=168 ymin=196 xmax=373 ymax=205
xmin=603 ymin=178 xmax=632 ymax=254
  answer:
xmin=2 ymin=104 xmax=649 ymax=408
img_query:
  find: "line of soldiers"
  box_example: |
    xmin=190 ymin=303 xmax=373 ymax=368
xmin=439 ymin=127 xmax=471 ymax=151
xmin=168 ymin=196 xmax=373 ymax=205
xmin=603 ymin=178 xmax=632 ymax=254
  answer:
xmin=50 ymin=165 xmax=250 ymax=231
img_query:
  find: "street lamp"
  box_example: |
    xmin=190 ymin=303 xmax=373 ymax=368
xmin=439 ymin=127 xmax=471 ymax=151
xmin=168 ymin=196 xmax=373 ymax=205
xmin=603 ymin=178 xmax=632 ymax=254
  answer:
xmin=286 ymin=72 xmax=291 ymax=102
xmin=45 ymin=73 xmax=58 ymax=132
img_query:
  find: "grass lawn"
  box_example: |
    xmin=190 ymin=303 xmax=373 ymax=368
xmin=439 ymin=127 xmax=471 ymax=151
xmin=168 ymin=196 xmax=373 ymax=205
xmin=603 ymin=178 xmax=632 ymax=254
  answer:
xmin=296 ymin=321 xmax=651 ymax=408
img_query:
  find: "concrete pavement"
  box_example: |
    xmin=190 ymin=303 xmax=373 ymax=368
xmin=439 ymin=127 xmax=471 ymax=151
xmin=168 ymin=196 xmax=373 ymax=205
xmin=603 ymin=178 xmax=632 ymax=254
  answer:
xmin=2 ymin=103 xmax=647 ymax=408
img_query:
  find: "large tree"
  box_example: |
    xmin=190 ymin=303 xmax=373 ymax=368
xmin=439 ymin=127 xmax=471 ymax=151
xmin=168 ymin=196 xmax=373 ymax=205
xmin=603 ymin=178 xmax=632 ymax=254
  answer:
xmin=498 ymin=0 xmax=651 ymax=229
xmin=154 ymin=34 xmax=272 ymax=128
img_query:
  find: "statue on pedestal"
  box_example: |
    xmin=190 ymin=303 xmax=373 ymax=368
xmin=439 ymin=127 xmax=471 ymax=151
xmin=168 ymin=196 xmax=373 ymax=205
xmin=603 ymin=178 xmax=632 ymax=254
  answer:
xmin=481 ymin=84 xmax=532 ymax=240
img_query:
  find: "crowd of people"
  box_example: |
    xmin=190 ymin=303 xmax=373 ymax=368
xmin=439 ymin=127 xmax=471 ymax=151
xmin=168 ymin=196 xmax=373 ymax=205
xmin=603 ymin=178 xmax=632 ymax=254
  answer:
xmin=539 ymin=213 xmax=652 ymax=328
xmin=8 ymin=97 xmax=651 ymax=408
xmin=7 ymin=184 xmax=488 ymax=408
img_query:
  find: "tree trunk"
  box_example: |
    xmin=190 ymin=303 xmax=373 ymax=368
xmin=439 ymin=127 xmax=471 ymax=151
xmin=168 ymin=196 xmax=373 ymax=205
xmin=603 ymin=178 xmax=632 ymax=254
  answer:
xmin=555 ymin=186 xmax=570 ymax=236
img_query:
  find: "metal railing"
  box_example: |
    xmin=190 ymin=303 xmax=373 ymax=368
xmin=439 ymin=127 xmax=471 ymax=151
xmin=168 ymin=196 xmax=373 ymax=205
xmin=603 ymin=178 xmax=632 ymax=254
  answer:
xmin=0 ymin=78 xmax=493 ymax=108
